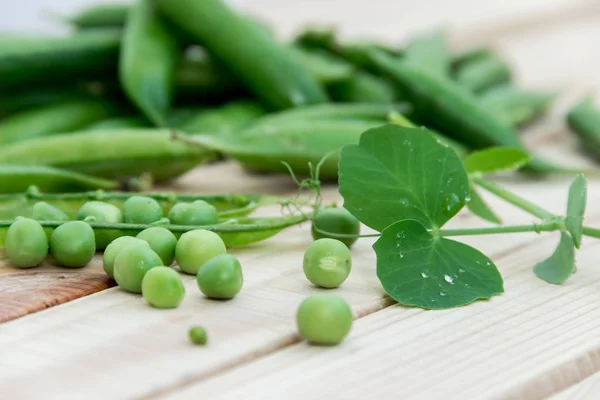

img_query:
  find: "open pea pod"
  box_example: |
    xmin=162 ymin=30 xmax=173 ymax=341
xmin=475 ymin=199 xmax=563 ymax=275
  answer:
xmin=0 ymin=189 xmax=281 ymax=220
xmin=0 ymin=214 xmax=308 ymax=252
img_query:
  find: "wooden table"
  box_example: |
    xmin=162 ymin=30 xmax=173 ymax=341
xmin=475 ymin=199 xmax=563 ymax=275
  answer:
xmin=2 ymin=0 xmax=600 ymax=398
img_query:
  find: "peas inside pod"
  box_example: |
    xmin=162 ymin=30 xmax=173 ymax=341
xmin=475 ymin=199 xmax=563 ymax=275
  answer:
xmin=123 ymin=195 xmax=164 ymax=224
xmin=77 ymin=201 xmax=124 ymax=249
xmin=168 ymin=200 xmax=219 ymax=226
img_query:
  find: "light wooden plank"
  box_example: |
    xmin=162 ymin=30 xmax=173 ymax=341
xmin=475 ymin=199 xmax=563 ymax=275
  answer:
xmin=160 ymin=216 xmax=600 ymax=400
xmin=0 ymin=177 xmax=592 ymax=399
xmin=551 ymin=371 xmax=600 ymax=399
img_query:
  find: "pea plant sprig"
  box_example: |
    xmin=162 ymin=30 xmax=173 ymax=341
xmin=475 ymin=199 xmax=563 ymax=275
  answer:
xmin=337 ymin=124 xmax=595 ymax=310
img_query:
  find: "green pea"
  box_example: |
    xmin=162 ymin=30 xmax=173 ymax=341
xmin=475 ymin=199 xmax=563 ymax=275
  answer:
xmin=77 ymin=201 xmax=123 ymax=250
xmin=32 ymin=201 xmax=69 ymax=240
xmin=296 ymin=294 xmax=353 ymax=346
xmin=303 ymin=238 xmax=352 ymax=289
xmin=196 ymin=254 xmax=243 ymax=299
xmin=5 ymin=218 xmax=48 ymax=268
xmin=141 ymin=266 xmax=185 ymax=309
xmin=103 ymin=236 xmax=150 ymax=278
xmin=136 ymin=227 xmax=177 ymax=266
xmin=32 ymin=201 xmax=69 ymax=222
xmin=123 ymin=195 xmax=163 ymax=224
xmin=311 ymin=207 xmax=360 ymax=248
xmin=50 ymin=221 xmax=96 ymax=267
xmin=188 ymin=325 xmax=208 ymax=345
xmin=168 ymin=200 xmax=219 ymax=226
xmin=113 ymin=243 xmax=163 ymax=293
xmin=175 ymin=229 xmax=226 ymax=275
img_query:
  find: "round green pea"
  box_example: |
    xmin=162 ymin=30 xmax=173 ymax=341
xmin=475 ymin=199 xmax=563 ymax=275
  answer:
xmin=175 ymin=229 xmax=226 ymax=275
xmin=32 ymin=201 xmax=70 ymax=240
xmin=77 ymin=201 xmax=123 ymax=250
xmin=196 ymin=254 xmax=243 ymax=299
xmin=311 ymin=207 xmax=360 ymax=248
xmin=5 ymin=218 xmax=48 ymax=268
xmin=49 ymin=221 xmax=96 ymax=267
xmin=168 ymin=201 xmax=219 ymax=226
xmin=296 ymin=295 xmax=353 ymax=346
xmin=188 ymin=326 xmax=208 ymax=345
xmin=103 ymin=236 xmax=149 ymax=278
xmin=136 ymin=227 xmax=177 ymax=266
xmin=303 ymin=238 xmax=352 ymax=289
xmin=141 ymin=267 xmax=185 ymax=309
xmin=32 ymin=201 xmax=69 ymax=222
xmin=113 ymin=243 xmax=163 ymax=293
xmin=123 ymin=196 xmax=163 ymax=224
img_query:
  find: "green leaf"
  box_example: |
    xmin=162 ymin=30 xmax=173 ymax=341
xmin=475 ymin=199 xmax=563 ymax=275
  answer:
xmin=374 ymin=219 xmax=504 ymax=309
xmin=466 ymin=185 xmax=502 ymax=224
xmin=565 ymin=174 xmax=587 ymax=248
xmin=339 ymin=124 xmax=469 ymax=231
xmin=463 ymin=147 xmax=530 ymax=175
xmin=533 ymin=232 xmax=576 ymax=284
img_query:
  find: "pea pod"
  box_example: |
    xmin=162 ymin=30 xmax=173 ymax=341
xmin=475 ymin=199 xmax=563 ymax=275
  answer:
xmin=404 ymin=29 xmax=449 ymax=77
xmin=0 ymin=165 xmax=145 ymax=194
xmin=154 ymin=0 xmax=328 ymax=109
xmin=0 ymin=129 xmax=213 ymax=182
xmin=0 ymin=29 xmax=121 ymax=89
xmin=0 ymin=100 xmax=122 ymax=145
xmin=0 ymin=214 xmax=308 ymax=249
xmin=63 ymin=3 xmax=130 ymax=29
xmin=249 ymin=103 xmax=407 ymax=127
xmin=0 ymin=88 xmax=104 ymax=117
xmin=368 ymin=49 xmax=568 ymax=172
xmin=290 ymin=46 xmax=354 ymax=84
xmin=454 ymin=53 xmax=512 ymax=93
xmin=180 ymin=120 xmax=380 ymax=179
xmin=451 ymin=47 xmax=493 ymax=71
xmin=84 ymin=116 xmax=151 ymax=131
xmin=567 ymin=98 xmax=600 ymax=157
xmin=0 ymin=189 xmax=276 ymax=220
xmin=326 ymin=72 xmax=396 ymax=103
xmin=120 ymin=0 xmax=180 ymax=125
xmin=480 ymin=85 xmax=557 ymax=127
xmin=177 ymin=101 xmax=266 ymax=134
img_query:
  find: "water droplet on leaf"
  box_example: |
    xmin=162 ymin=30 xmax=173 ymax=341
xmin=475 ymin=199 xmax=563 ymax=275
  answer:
xmin=444 ymin=274 xmax=454 ymax=284
xmin=439 ymin=290 xmax=447 ymax=296
xmin=421 ymin=271 xmax=429 ymax=278
xmin=458 ymin=267 xmax=466 ymax=273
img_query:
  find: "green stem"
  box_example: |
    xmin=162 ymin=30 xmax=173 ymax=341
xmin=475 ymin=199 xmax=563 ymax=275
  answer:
xmin=471 ymin=176 xmax=554 ymax=220
xmin=439 ymin=222 xmax=560 ymax=237
xmin=313 ymin=226 xmax=381 ymax=239
xmin=582 ymin=227 xmax=600 ymax=239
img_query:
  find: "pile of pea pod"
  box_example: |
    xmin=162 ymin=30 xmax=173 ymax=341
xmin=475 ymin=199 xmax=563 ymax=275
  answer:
xmin=4 ymin=0 xmax=596 ymax=197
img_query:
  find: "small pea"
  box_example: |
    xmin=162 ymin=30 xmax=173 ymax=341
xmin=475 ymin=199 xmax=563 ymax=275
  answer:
xmin=123 ymin=195 xmax=163 ymax=224
xmin=77 ymin=201 xmax=123 ymax=250
xmin=311 ymin=207 xmax=360 ymax=248
xmin=5 ymin=218 xmax=48 ymax=268
xmin=188 ymin=326 xmax=208 ymax=345
xmin=296 ymin=294 xmax=353 ymax=346
xmin=136 ymin=227 xmax=177 ymax=266
xmin=141 ymin=267 xmax=186 ymax=309
xmin=196 ymin=254 xmax=243 ymax=299
xmin=113 ymin=243 xmax=163 ymax=293
xmin=175 ymin=229 xmax=226 ymax=275
xmin=32 ymin=201 xmax=69 ymax=222
xmin=103 ymin=236 xmax=149 ymax=278
xmin=167 ymin=200 xmax=219 ymax=226
xmin=303 ymin=238 xmax=352 ymax=289
xmin=50 ymin=221 xmax=96 ymax=267
xmin=32 ymin=201 xmax=70 ymax=240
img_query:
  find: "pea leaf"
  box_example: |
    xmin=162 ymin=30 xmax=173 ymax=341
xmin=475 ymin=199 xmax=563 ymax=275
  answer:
xmin=533 ymin=232 xmax=576 ymax=285
xmin=565 ymin=174 xmax=587 ymax=248
xmin=339 ymin=124 xmax=469 ymax=231
xmin=463 ymin=147 xmax=530 ymax=175
xmin=467 ymin=185 xmax=502 ymax=224
xmin=374 ymin=219 xmax=504 ymax=309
